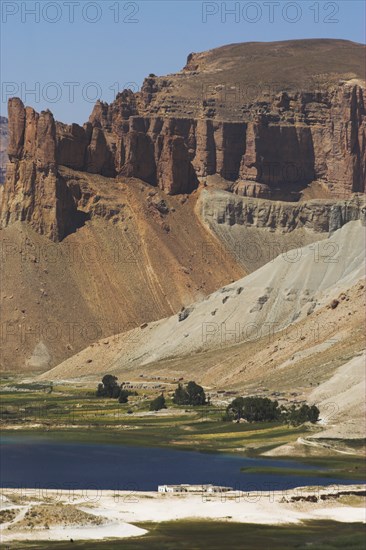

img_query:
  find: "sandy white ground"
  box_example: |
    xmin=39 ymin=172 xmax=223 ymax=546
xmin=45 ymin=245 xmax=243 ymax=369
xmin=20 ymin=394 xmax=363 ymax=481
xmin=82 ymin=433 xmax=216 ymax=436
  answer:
xmin=1 ymin=485 xmax=365 ymax=542
xmin=1 ymin=522 xmax=147 ymax=542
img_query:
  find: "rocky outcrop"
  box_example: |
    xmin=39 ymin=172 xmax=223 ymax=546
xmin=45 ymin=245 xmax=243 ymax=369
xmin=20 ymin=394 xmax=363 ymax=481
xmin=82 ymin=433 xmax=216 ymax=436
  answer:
xmin=56 ymin=122 xmax=89 ymax=171
xmin=1 ymin=41 xmax=365 ymax=241
xmin=54 ymin=81 xmax=366 ymax=199
xmin=233 ymin=181 xmax=271 ymax=199
xmin=0 ymin=116 xmax=8 ymax=184
xmin=52 ymin=82 xmax=366 ymax=199
xmin=201 ymin=190 xmax=366 ymax=234
xmin=230 ymin=85 xmax=366 ymax=199
xmin=157 ymin=134 xmax=197 ymax=194
xmin=0 ymin=98 xmax=79 ymax=241
xmin=87 ymin=108 xmax=200 ymax=194
xmin=308 ymin=85 xmax=366 ymax=197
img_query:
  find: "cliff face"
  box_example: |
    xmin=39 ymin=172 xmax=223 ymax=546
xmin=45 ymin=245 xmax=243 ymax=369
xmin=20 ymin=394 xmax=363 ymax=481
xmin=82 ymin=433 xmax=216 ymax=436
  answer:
xmin=199 ymin=189 xmax=366 ymax=272
xmin=233 ymin=84 xmax=366 ymax=198
xmin=1 ymin=99 xmax=82 ymax=241
xmin=1 ymin=40 xmax=365 ymax=241
xmin=0 ymin=116 xmax=8 ymax=184
xmin=58 ymin=82 xmax=366 ymax=198
xmin=201 ymin=190 xmax=366 ymax=234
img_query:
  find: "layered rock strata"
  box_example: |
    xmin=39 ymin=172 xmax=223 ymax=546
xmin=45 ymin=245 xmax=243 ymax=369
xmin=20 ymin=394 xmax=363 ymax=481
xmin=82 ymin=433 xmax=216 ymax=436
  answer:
xmin=1 ymin=40 xmax=365 ymax=241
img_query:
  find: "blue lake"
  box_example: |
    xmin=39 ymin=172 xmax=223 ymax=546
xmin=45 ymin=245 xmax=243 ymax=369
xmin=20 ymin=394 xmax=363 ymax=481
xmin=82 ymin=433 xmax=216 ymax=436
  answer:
xmin=0 ymin=435 xmax=359 ymax=492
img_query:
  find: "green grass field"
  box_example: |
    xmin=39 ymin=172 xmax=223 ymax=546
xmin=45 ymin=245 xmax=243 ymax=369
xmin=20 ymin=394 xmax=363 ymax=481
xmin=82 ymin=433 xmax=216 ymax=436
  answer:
xmin=1 ymin=379 xmax=365 ymax=480
xmin=240 ymin=460 xmax=366 ymax=481
xmin=0 ymin=379 xmax=306 ymax=453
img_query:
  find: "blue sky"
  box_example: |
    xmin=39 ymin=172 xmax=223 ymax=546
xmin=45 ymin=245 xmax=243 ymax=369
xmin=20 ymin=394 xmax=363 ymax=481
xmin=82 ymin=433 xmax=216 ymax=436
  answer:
xmin=1 ymin=0 xmax=365 ymax=123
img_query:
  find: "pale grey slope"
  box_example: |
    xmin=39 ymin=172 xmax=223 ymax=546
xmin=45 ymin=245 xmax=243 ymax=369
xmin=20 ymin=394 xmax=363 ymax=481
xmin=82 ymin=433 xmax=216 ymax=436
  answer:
xmin=309 ymin=352 xmax=366 ymax=439
xmin=42 ymin=220 xmax=365 ymax=380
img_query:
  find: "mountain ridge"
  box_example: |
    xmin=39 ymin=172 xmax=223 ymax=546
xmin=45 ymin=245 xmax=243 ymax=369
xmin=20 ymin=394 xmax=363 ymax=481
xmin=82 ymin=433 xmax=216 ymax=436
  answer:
xmin=1 ymin=39 xmax=365 ymax=373
xmin=1 ymin=39 xmax=365 ymax=243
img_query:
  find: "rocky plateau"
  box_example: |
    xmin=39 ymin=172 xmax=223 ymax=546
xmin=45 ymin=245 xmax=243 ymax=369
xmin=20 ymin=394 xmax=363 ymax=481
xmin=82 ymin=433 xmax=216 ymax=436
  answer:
xmin=0 ymin=38 xmax=365 ymax=373
xmin=1 ymin=39 xmax=365 ymax=243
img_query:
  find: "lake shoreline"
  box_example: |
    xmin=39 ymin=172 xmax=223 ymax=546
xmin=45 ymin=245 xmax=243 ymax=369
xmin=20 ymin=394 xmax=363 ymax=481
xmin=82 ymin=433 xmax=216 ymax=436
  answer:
xmin=1 ymin=485 xmax=365 ymax=543
xmin=1 ymin=434 xmax=363 ymax=492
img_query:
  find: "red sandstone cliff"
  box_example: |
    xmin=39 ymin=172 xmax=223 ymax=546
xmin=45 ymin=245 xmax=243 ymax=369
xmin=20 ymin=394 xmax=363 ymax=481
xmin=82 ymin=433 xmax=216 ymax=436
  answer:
xmin=1 ymin=98 xmax=81 ymax=241
xmin=1 ymin=40 xmax=365 ymax=241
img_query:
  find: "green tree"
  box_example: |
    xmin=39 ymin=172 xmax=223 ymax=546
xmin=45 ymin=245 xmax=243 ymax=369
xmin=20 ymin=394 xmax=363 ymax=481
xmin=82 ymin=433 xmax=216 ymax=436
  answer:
xmin=172 ymin=381 xmax=206 ymax=406
xmin=287 ymin=404 xmax=320 ymax=426
xmin=186 ymin=381 xmax=207 ymax=406
xmin=150 ymin=394 xmax=167 ymax=411
xmin=96 ymin=375 xmax=120 ymax=398
xmin=172 ymin=383 xmax=190 ymax=405
xmin=225 ymin=397 xmax=245 ymax=421
xmin=308 ymin=405 xmax=320 ymax=423
xmin=225 ymin=396 xmax=320 ymax=426
xmin=96 ymin=383 xmax=105 ymax=397
xmin=226 ymin=396 xmax=281 ymax=422
xmin=118 ymin=389 xmax=130 ymax=404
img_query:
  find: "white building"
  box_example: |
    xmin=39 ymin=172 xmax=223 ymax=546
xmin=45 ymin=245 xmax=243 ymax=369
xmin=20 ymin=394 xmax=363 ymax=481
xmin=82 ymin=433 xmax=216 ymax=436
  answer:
xmin=158 ymin=484 xmax=186 ymax=493
xmin=158 ymin=484 xmax=233 ymax=493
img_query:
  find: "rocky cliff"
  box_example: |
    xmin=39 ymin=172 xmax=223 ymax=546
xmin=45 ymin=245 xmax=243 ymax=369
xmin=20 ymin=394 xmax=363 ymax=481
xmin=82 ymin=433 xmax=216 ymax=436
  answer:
xmin=199 ymin=189 xmax=366 ymax=272
xmin=1 ymin=40 xmax=365 ymax=241
xmin=1 ymin=99 xmax=82 ymax=241
xmin=201 ymin=190 xmax=366 ymax=234
xmin=0 ymin=116 xmax=8 ymax=184
xmin=86 ymin=78 xmax=366 ymax=200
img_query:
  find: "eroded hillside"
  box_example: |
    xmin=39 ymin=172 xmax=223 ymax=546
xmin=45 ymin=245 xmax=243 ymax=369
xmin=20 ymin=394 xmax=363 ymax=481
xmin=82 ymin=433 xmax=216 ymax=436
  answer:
xmin=40 ymin=221 xmax=365 ymax=379
xmin=39 ymin=221 xmax=365 ymax=440
xmin=0 ymin=172 xmax=244 ymax=372
xmin=1 ymin=39 xmax=365 ymax=373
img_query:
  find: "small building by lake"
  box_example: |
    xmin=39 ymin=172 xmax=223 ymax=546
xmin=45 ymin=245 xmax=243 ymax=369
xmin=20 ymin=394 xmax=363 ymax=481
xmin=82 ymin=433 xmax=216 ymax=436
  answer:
xmin=158 ymin=484 xmax=233 ymax=493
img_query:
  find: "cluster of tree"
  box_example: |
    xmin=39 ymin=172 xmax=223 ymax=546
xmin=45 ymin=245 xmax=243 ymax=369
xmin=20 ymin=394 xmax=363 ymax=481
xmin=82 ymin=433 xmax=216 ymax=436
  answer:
xmin=149 ymin=394 xmax=167 ymax=411
xmin=285 ymin=404 xmax=320 ymax=426
xmin=224 ymin=396 xmax=319 ymax=426
xmin=96 ymin=376 xmax=208 ymax=411
xmin=96 ymin=375 xmax=120 ymax=398
xmin=119 ymin=389 xmax=136 ymax=404
xmin=225 ymin=396 xmax=281 ymax=422
xmin=172 ymin=381 xmax=207 ymax=406
xmin=96 ymin=375 xmax=137 ymax=404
